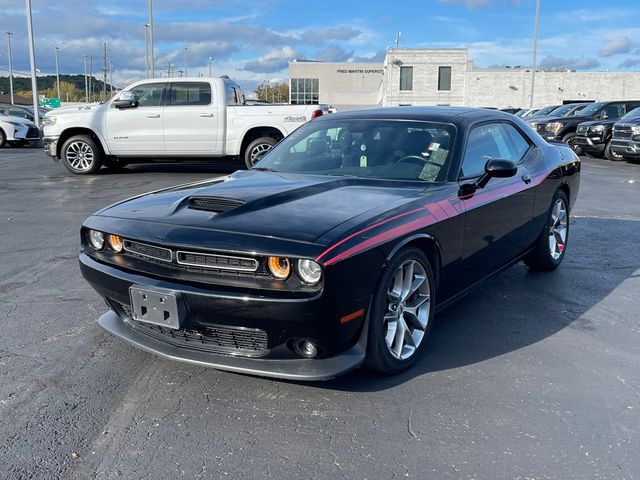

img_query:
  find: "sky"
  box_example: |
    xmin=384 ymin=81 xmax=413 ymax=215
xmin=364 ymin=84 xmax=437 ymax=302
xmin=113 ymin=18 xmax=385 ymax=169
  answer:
xmin=1 ymin=0 xmax=640 ymax=94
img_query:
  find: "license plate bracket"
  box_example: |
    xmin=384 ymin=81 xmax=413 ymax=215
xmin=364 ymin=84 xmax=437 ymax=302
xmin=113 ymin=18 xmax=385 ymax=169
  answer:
xmin=129 ymin=286 xmax=183 ymax=329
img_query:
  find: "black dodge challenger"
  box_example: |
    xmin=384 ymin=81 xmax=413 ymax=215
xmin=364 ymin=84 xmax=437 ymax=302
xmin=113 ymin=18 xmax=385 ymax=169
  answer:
xmin=80 ymin=107 xmax=580 ymax=380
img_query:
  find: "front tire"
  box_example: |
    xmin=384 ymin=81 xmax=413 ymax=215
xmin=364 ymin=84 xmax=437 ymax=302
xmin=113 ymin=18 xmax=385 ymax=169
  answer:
xmin=366 ymin=247 xmax=435 ymax=375
xmin=0 ymin=129 xmax=6 ymax=148
xmin=61 ymin=135 xmax=102 ymax=175
xmin=604 ymin=140 xmax=624 ymax=161
xmin=524 ymin=190 xmax=570 ymax=272
xmin=562 ymin=132 xmax=582 ymax=156
xmin=243 ymin=136 xmax=277 ymax=169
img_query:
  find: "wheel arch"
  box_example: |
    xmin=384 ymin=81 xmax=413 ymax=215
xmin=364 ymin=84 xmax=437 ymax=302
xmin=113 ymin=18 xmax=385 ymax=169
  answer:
xmin=385 ymin=234 xmax=443 ymax=290
xmin=239 ymin=126 xmax=285 ymax=157
xmin=57 ymin=127 xmax=108 ymax=158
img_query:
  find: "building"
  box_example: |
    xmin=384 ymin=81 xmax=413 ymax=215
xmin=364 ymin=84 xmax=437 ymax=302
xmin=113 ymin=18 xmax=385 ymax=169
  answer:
xmin=288 ymin=48 xmax=640 ymax=110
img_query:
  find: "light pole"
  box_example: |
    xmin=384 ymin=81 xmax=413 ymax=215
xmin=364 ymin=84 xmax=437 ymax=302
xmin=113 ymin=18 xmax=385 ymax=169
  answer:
xmin=83 ymin=54 xmax=88 ymax=103
xmin=148 ymin=0 xmax=154 ymax=78
xmin=54 ymin=47 xmax=61 ymax=100
xmin=6 ymin=32 xmax=14 ymax=105
xmin=25 ymin=0 xmax=39 ymax=125
xmin=144 ymin=24 xmax=150 ymax=78
xmin=184 ymin=46 xmax=189 ymax=77
xmin=208 ymin=56 xmax=212 ymax=77
xmin=529 ymin=0 xmax=541 ymax=108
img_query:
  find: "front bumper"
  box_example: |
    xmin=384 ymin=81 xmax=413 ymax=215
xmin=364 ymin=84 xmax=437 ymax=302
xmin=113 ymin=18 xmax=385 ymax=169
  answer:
xmin=611 ymin=139 xmax=640 ymax=158
xmin=80 ymin=253 xmax=368 ymax=380
xmin=574 ymin=135 xmax=605 ymax=154
xmin=43 ymin=136 xmax=59 ymax=158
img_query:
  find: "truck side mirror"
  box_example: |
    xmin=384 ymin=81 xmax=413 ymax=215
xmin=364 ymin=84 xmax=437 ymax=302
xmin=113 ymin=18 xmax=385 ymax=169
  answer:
xmin=113 ymin=91 xmax=138 ymax=109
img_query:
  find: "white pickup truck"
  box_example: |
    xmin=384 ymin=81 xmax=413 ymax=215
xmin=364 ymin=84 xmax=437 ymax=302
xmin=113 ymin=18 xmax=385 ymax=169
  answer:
xmin=42 ymin=77 xmax=323 ymax=174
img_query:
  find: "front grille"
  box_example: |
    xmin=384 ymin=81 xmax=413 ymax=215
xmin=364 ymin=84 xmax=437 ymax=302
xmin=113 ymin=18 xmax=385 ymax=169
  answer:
xmin=26 ymin=127 xmax=40 ymax=139
xmin=176 ymin=250 xmax=258 ymax=272
xmin=613 ymin=125 xmax=632 ymax=139
xmin=188 ymin=197 xmax=244 ymax=213
xmin=124 ymin=239 xmax=172 ymax=262
xmin=112 ymin=301 xmax=268 ymax=357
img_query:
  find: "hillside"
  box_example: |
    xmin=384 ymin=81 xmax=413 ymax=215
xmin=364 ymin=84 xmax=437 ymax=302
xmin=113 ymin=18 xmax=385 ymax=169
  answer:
xmin=0 ymin=74 xmax=116 ymax=96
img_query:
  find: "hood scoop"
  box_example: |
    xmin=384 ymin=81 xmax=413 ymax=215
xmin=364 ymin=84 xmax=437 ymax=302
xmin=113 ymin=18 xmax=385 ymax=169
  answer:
xmin=188 ymin=197 xmax=245 ymax=213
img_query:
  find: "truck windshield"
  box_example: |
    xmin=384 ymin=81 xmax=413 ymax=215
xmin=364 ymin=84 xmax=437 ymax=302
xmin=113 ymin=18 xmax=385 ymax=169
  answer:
xmin=577 ymin=102 xmax=604 ymax=117
xmin=620 ymin=107 xmax=640 ymax=121
xmin=254 ymin=119 xmax=456 ymax=182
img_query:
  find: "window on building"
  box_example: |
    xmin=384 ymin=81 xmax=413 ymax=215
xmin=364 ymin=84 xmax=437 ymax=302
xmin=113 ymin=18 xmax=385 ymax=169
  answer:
xmin=438 ymin=66 xmax=452 ymax=91
xmin=399 ymin=66 xmax=413 ymax=91
xmin=290 ymin=78 xmax=319 ymax=104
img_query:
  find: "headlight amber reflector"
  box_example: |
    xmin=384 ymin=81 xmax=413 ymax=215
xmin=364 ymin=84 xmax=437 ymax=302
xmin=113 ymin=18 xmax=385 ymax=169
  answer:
xmin=107 ymin=234 xmax=124 ymax=253
xmin=267 ymin=256 xmax=291 ymax=280
xmin=88 ymin=230 xmax=105 ymax=250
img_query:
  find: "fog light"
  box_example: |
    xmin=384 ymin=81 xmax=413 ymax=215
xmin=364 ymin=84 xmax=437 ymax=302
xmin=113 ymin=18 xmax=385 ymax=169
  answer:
xmin=107 ymin=234 xmax=124 ymax=253
xmin=295 ymin=340 xmax=318 ymax=358
xmin=88 ymin=230 xmax=105 ymax=250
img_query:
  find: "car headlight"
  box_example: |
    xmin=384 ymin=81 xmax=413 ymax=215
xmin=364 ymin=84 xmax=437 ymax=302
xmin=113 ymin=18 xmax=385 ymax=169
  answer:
xmin=297 ymin=259 xmax=322 ymax=285
xmin=632 ymin=126 xmax=640 ymax=135
xmin=590 ymin=125 xmax=604 ymax=132
xmin=88 ymin=230 xmax=105 ymax=250
xmin=545 ymin=122 xmax=563 ymax=134
xmin=526 ymin=121 xmax=538 ymax=127
xmin=8 ymin=121 xmax=25 ymax=128
xmin=42 ymin=115 xmax=57 ymax=126
xmin=106 ymin=234 xmax=124 ymax=253
xmin=267 ymin=256 xmax=291 ymax=280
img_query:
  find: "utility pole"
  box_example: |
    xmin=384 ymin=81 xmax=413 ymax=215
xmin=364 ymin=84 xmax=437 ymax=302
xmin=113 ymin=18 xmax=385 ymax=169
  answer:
xmin=6 ymin=32 xmax=14 ymax=105
xmin=184 ymin=46 xmax=189 ymax=77
xmin=83 ymin=55 xmax=89 ymax=103
xmin=109 ymin=58 xmax=113 ymax=96
xmin=530 ymin=0 xmax=541 ymax=108
xmin=25 ymin=0 xmax=39 ymax=125
xmin=144 ymin=24 xmax=150 ymax=78
xmin=103 ymin=42 xmax=108 ymax=101
xmin=88 ymin=55 xmax=93 ymax=102
xmin=54 ymin=47 xmax=61 ymax=100
xmin=208 ymin=56 xmax=212 ymax=77
xmin=148 ymin=0 xmax=154 ymax=77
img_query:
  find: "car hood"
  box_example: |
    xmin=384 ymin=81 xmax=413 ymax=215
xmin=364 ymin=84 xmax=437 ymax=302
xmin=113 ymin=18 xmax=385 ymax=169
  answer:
xmin=0 ymin=115 xmax=35 ymax=126
xmin=94 ymin=171 xmax=428 ymax=244
xmin=579 ymin=119 xmax=617 ymax=128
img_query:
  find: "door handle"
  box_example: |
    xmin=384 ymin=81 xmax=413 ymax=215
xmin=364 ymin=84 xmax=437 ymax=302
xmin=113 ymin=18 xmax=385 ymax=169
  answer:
xmin=146 ymin=114 xmax=160 ymax=118
xmin=521 ymin=174 xmax=532 ymax=184
xmin=199 ymin=113 xmax=214 ymax=117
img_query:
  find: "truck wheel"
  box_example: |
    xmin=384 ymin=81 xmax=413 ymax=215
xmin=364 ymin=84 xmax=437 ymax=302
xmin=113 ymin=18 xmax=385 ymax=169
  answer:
xmin=604 ymin=140 xmax=624 ymax=161
xmin=243 ymin=136 xmax=277 ymax=169
xmin=562 ymin=132 xmax=582 ymax=156
xmin=61 ymin=135 xmax=103 ymax=175
xmin=0 ymin=129 xmax=6 ymax=148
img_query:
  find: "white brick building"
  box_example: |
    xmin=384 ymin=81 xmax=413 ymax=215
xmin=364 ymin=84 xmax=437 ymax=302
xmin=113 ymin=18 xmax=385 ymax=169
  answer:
xmin=288 ymin=48 xmax=640 ymax=110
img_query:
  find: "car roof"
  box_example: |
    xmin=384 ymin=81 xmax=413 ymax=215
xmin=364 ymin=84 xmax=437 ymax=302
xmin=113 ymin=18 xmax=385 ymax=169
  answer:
xmin=315 ymin=106 xmax=517 ymax=124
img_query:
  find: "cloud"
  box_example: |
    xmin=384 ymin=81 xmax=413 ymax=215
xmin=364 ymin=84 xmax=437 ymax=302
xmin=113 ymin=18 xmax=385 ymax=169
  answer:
xmin=300 ymin=26 xmax=363 ymax=46
xmin=618 ymin=58 xmax=640 ymax=69
xmin=352 ymin=50 xmax=387 ymax=62
xmin=437 ymin=0 xmax=521 ymax=7
xmin=599 ymin=36 xmax=637 ymax=57
xmin=539 ymin=55 xmax=600 ymax=71
xmin=241 ymin=47 xmax=300 ymax=73
xmin=314 ymin=45 xmax=354 ymax=62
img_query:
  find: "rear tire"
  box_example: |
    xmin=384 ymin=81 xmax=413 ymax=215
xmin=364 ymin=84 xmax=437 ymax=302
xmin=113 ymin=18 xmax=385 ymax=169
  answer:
xmin=604 ymin=140 xmax=624 ymax=161
xmin=524 ymin=190 xmax=570 ymax=272
xmin=243 ymin=136 xmax=277 ymax=169
xmin=365 ymin=247 xmax=435 ymax=375
xmin=61 ymin=135 xmax=102 ymax=175
xmin=0 ymin=129 xmax=6 ymax=148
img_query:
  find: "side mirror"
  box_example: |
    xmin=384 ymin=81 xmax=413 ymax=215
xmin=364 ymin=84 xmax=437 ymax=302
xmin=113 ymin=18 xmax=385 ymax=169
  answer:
xmin=475 ymin=158 xmax=518 ymax=189
xmin=113 ymin=91 xmax=138 ymax=109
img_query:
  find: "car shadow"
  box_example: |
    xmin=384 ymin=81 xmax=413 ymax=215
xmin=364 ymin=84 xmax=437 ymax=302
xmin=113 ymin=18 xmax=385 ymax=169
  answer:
xmin=295 ymin=216 xmax=639 ymax=392
xmin=98 ymin=159 xmax=241 ymax=175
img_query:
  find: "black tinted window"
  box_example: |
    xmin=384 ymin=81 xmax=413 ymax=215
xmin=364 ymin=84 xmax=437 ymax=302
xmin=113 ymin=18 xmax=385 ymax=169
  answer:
xmin=603 ymin=104 xmax=625 ymax=120
xmin=461 ymin=123 xmax=529 ymax=177
xmin=169 ymin=82 xmax=212 ymax=106
xmin=129 ymin=83 xmax=165 ymax=107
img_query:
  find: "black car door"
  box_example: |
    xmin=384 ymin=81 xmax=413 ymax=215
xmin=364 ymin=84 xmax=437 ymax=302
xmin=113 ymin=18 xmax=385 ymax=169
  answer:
xmin=456 ymin=122 xmax=537 ymax=288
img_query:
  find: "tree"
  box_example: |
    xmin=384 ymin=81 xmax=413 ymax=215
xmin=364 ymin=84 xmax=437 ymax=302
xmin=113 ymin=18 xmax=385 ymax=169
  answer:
xmin=255 ymin=81 xmax=289 ymax=103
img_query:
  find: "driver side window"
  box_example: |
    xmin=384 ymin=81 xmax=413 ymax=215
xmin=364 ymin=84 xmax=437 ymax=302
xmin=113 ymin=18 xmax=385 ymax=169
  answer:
xmin=128 ymin=83 xmax=165 ymax=107
xmin=461 ymin=123 xmax=529 ymax=178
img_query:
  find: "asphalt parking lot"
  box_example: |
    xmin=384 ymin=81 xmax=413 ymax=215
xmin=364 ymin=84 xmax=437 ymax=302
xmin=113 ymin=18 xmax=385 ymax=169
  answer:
xmin=1 ymin=149 xmax=639 ymax=480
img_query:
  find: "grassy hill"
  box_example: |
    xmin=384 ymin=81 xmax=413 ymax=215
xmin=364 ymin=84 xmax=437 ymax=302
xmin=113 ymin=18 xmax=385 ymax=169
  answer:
xmin=0 ymin=74 xmax=115 ymax=96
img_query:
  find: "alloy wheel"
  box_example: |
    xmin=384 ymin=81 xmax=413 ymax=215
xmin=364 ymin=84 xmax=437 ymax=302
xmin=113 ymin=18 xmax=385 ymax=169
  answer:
xmin=250 ymin=143 xmax=272 ymax=166
xmin=66 ymin=141 xmax=95 ymax=171
xmin=383 ymin=259 xmax=431 ymax=360
xmin=548 ymin=198 xmax=568 ymax=260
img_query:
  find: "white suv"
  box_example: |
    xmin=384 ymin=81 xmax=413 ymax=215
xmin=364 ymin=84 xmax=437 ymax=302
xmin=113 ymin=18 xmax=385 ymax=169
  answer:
xmin=0 ymin=113 xmax=40 ymax=148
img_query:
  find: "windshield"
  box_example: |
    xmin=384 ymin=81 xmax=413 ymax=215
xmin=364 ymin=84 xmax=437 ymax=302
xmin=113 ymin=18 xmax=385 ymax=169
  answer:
xmin=576 ymin=102 xmax=604 ymax=117
xmin=620 ymin=107 xmax=640 ymax=121
xmin=532 ymin=105 xmax=559 ymax=116
xmin=551 ymin=104 xmax=581 ymax=117
xmin=256 ymin=119 xmax=456 ymax=182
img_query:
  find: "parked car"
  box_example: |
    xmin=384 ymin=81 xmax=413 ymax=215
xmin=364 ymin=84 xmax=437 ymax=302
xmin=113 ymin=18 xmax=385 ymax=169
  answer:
xmin=515 ymin=108 xmax=540 ymax=118
xmin=611 ymin=109 xmax=640 ymax=162
xmin=526 ymin=103 xmax=591 ymax=133
xmin=500 ymin=107 xmax=522 ymax=115
xmin=0 ymin=113 xmax=40 ymax=148
xmin=0 ymin=104 xmax=49 ymax=127
xmin=42 ymin=77 xmax=324 ymax=173
xmin=574 ymin=107 xmax=640 ymax=160
xmin=541 ymin=100 xmax=640 ymax=154
xmin=79 ymin=107 xmax=580 ymax=380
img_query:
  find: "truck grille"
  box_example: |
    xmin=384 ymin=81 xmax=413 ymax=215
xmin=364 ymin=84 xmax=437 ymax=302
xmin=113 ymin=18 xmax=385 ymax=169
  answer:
xmin=113 ymin=301 xmax=268 ymax=357
xmin=613 ymin=125 xmax=632 ymax=139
